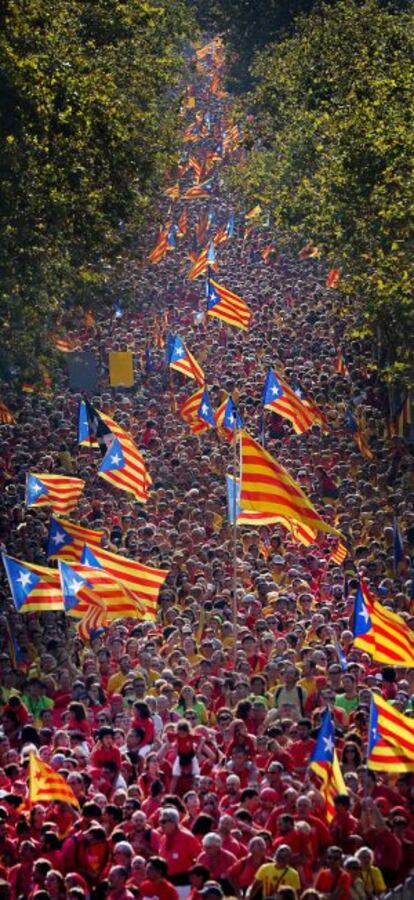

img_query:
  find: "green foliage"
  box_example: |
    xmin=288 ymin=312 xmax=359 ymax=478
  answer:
xmin=0 ymin=0 xmax=193 ymax=375
xmin=227 ymin=0 xmax=414 ymax=383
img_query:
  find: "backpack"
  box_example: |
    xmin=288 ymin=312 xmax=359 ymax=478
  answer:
xmin=274 ymin=685 xmax=305 ymax=716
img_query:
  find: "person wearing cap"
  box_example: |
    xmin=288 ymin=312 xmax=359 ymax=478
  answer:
xmin=198 ymin=881 xmax=224 ymax=900
xmin=249 ymin=845 xmax=301 ymax=898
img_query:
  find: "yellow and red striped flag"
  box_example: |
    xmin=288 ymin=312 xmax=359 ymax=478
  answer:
xmin=368 ymin=693 xmax=414 ymax=772
xmin=0 ymin=400 xmax=15 ymax=424
xmin=326 ymin=268 xmax=341 ymax=289
xmin=187 ymin=245 xmax=218 ymax=280
xmin=329 ymin=542 xmax=348 ymax=565
xmin=299 ymin=241 xmax=320 ymax=260
xmin=47 ymin=516 xmax=103 ymax=562
xmin=26 ymin=473 xmax=85 ymax=515
xmin=180 ymin=387 xmax=210 ymax=436
xmin=207 ymin=278 xmax=252 ymax=331
xmin=169 ymin=336 xmax=205 ymax=385
xmin=164 ymin=183 xmax=180 ymax=199
xmin=263 ymin=368 xmax=324 ymax=435
xmin=3 ymin=554 xmax=63 ymax=613
xmin=310 ymin=710 xmax=347 ymax=822
xmin=98 ymin=433 xmax=151 ymax=504
xmin=353 ymin=580 xmax=414 ymax=666
xmin=54 ymin=336 xmax=80 ymax=353
xmin=148 ymin=231 xmax=168 ymax=264
xmin=59 ymin=559 xmax=144 ymax=620
xmin=336 ymin=351 xmax=349 ymax=377
xmin=81 ymin=545 xmax=168 ymax=620
xmin=240 ymin=432 xmax=340 ymax=536
xmin=29 ymin=753 xmax=79 ymax=807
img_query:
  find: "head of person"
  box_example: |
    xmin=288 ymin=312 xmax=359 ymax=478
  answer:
xmin=146 ymin=857 xmax=169 ymax=882
xmin=200 ymin=882 xmax=224 ymax=900
xmin=326 ymin=846 xmax=343 ymax=871
xmin=159 ymin=806 xmax=179 ymax=834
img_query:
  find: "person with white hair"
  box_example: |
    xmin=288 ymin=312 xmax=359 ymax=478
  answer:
xmin=158 ymin=807 xmax=200 ymax=900
xmin=355 ymin=848 xmax=386 ymax=898
xmin=196 ymin=832 xmax=237 ymax=881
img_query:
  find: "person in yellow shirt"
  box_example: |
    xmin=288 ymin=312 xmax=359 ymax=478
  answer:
xmin=250 ymin=845 xmax=301 ymax=898
xmin=107 ymin=654 xmax=134 ymax=694
xmin=355 ymin=846 xmax=386 ymax=896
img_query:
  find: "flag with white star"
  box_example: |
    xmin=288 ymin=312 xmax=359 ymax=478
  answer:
xmin=368 ymin=693 xmax=414 ymax=772
xmin=58 ymin=559 xmax=142 ymax=620
xmin=98 ymin=434 xmax=152 ymax=504
xmin=2 ymin=554 xmax=63 ymax=612
xmin=262 ymin=368 xmax=323 ymax=435
xmin=310 ymin=708 xmax=347 ymax=822
xmin=168 ymin=336 xmax=205 ymax=385
xmin=47 ymin=516 xmax=104 ymax=562
xmin=353 ymin=579 xmax=414 ymax=665
xmin=26 ymin=473 xmax=85 ymax=515
xmin=197 ymin=387 xmax=216 ymax=427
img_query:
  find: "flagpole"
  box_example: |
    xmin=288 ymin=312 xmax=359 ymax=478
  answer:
xmin=365 ymin=694 xmax=374 ymax=797
xmin=232 ymin=429 xmax=239 ymax=654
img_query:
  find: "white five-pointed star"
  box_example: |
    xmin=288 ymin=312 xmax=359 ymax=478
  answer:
xmin=52 ymin=530 xmax=66 ymax=546
xmin=271 ymin=385 xmax=280 ymax=396
xmin=371 ymin=726 xmax=378 ymax=742
xmin=110 ymin=453 xmax=121 ymax=465
xmin=201 ymin=403 xmax=209 ymax=415
xmin=69 ymin=579 xmax=83 ymax=594
xmin=17 ymin=571 xmax=32 ymax=589
xmin=323 ymin=735 xmax=334 ymax=755
xmin=175 ymin=347 xmax=184 ymax=357
xmin=359 ymin=605 xmax=370 ymax=625
xmin=31 ymin=482 xmax=43 ymax=495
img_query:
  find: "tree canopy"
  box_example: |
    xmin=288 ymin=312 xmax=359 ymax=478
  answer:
xmin=0 ymin=0 xmax=192 ymax=376
xmin=226 ymin=0 xmax=414 ymax=383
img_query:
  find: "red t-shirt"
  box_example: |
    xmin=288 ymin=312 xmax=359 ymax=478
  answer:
xmin=139 ymin=878 xmax=179 ymax=900
xmin=314 ymin=868 xmax=351 ymax=900
xmin=158 ymin=827 xmax=201 ymax=877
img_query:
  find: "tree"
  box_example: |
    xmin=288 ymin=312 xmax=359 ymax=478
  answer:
xmin=227 ymin=0 xmax=414 ymax=383
xmin=0 ymin=0 xmax=193 ymax=377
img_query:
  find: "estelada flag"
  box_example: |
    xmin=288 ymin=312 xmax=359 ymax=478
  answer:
xmin=81 ymin=544 xmax=168 ymax=621
xmin=368 ymin=693 xmax=414 ymax=772
xmin=26 ymin=473 xmax=85 ymax=515
xmin=240 ymin=431 xmax=340 ymax=536
xmin=47 ymin=516 xmax=104 ymax=562
xmin=2 ymin=553 xmax=63 ymax=613
xmin=29 ymin=753 xmax=79 ymax=807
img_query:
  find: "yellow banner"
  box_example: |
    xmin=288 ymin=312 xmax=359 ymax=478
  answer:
xmin=109 ymin=351 xmax=134 ymax=387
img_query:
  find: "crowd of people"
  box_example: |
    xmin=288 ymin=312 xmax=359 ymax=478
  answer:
xmin=0 ymin=35 xmax=413 ymax=900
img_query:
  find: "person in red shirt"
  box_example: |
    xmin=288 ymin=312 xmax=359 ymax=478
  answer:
xmin=140 ymin=856 xmax=180 ymax=900
xmin=107 ymin=864 xmax=135 ymax=900
xmin=329 ymin=795 xmax=360 ymax=854
xmin=158 ymin=807 xmax=200 ymax=895
xmin=91 ymin=727 xmax=122 ymax=773
xmin=289 ymin=719 xmax=316 ymax=775
xmin=227 ymin=835 xmax=269 ymax=894
xmin=314 ymin=846 xmax=351 ymax=900
xmin=196 ymin=832 xmax=237 ymax=881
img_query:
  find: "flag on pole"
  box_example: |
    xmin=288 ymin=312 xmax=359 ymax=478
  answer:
xmin=262 ymin=368 xmax=322 ymax=435
xmin=240 ymin=432 xmax=340 ymax=536
xmin=310 ymin=709 xmax=347 ymax=822
xmin=0 ymin=400 xmax=15 ymax=424
xmin=393 ymin=517 xmax=405 ymax=573
xmin=147 ymin=231 xmax=168 ymax=264
xmin=215 ymin=396 xmax=243 ymax=440
xmin=26 ymin=474 xmax=85 ymax=515
xmin=2 ymin=554 xmax=63 ymax=612
xmin=47 ymin=516 xmax=104 ymax=562
xmin=326 ymin=268 xmax=341 ymax=289
xmin=368 ymin=693 xmax=414 ymax=772
xmin=207 ymin=278 xmax=252 ymax=330
xmin=29 ymin=753 xmax=80 ymax=807
xmin=169 ymin=336 xmax=205 ymax=385
xmin=81 ymin=544 xmax=167 ymax=620
xmin=226 ymin=475 xmax=317 ymax=543
xmin=187 ymin=244 xmax=218 ymax=280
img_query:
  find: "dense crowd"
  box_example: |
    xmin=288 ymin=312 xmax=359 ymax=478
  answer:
xmin=0 ymin=37 xmax=413 ymax=900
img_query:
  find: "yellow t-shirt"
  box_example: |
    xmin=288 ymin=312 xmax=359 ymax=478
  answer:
xmin=255 ymin=863 xmax=301 ymax=896
xmin=361 ymin=866 xmax=386 ymax=895
xmin=107 ymin=671 xmax=130 ymax=694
